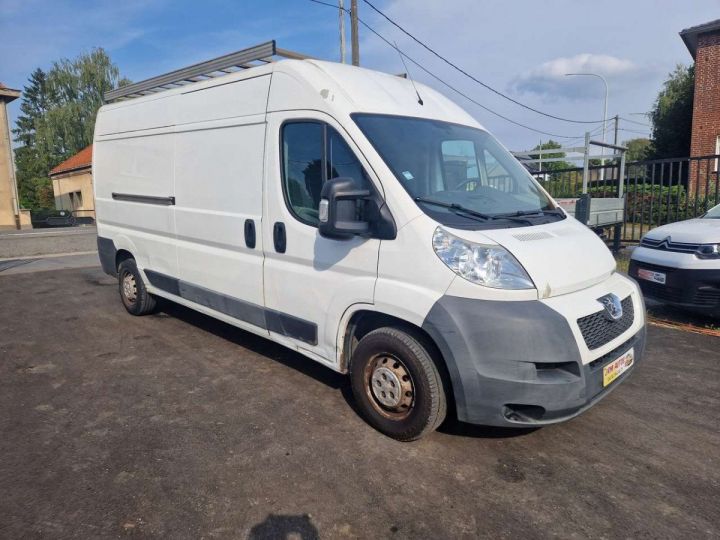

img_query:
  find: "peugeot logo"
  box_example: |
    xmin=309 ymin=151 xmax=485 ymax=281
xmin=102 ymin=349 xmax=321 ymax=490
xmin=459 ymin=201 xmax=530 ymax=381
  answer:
xmin=597 ymin=293 xmax=623 ymax=322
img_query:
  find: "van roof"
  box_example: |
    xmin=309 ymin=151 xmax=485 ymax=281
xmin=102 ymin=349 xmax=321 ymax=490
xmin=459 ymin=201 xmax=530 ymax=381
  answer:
xmin=100 ymin=57 xmax=482 ymax=130
xmin=278 ymin=59 xmax=482 ymax=128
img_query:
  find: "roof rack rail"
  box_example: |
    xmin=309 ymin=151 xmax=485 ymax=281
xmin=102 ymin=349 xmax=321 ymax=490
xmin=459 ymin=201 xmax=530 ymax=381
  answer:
xmin=104 ymin=40 xmax=311 ymax=103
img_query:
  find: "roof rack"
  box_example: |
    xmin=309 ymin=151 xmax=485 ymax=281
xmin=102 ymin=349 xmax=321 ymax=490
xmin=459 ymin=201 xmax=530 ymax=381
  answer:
xmin=104 ymin=40 xmax=311 ymax=103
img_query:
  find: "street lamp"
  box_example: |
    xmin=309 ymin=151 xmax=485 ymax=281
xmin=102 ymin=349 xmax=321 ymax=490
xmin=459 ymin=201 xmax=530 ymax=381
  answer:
xmin=565 ymin=72 xmax=609 ymax=180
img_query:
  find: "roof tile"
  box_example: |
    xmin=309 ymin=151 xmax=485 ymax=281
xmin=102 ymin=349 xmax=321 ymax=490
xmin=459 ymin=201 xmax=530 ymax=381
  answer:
xmin=49 ymin=145 xmax=93 ymax=176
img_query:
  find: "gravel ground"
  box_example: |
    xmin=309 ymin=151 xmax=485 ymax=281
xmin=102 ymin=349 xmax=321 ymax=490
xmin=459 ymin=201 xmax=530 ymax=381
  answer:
xmin=0 ymin=265 xmax=718 ymax=539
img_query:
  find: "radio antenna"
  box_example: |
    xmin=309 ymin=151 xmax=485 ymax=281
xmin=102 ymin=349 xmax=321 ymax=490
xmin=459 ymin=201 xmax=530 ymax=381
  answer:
xmin=394 ymin=41 xmax=423 ymax=106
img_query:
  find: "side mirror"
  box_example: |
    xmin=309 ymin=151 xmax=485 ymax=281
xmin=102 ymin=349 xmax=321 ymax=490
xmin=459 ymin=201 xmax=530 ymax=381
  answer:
xmin=318 ymin=177 xmax=371 ymax=239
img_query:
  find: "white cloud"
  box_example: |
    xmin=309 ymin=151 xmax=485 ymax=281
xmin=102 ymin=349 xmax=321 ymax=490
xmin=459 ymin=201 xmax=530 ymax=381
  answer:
xmin=525 ymin=54 xmax=636 ymax=78
xmin=512 ymin=54 xmax=639 ymax=100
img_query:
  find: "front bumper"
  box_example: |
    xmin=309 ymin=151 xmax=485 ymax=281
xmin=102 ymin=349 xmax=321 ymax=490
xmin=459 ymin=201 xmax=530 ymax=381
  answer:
xmin=628 ymin=260 xmax=720 ymax=314
xmin=464 ymin=328 xmax=645 ymax=426
xmin=421 ymin=277 xmax=646 ymax=427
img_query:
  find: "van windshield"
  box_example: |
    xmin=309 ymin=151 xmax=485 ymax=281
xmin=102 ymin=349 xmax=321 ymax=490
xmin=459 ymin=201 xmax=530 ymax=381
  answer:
xmin=353 ymin=114 xmax=563 ymax=229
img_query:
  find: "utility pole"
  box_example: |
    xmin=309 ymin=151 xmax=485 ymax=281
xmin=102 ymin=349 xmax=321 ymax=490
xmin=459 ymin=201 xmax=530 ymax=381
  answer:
xmin=613 ymin=114 xmax=619 ymax=146
xmin=351 ymin=0 xmax=360 ymax=66
xmin=339 ymin=0 xmax=346 ymax=64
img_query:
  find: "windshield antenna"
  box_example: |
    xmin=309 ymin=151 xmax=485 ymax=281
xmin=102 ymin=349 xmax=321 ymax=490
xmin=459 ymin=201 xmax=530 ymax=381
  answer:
xmin=394 ymin=41 xmax=423 ymax=106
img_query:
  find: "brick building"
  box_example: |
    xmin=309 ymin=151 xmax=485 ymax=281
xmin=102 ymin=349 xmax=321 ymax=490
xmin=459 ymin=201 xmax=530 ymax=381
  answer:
xmin=681 ymin=19 xmax=720 ymax=195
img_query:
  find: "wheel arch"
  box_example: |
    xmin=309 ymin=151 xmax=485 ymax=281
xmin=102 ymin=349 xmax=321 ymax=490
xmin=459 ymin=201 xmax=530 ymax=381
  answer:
xmin=340 ymin=308 xmax=457 ymax=418
xmin=115 ymin=248 xmax=134 ymax=269
xmin=101 ymin=233 xmax=141 ymax=275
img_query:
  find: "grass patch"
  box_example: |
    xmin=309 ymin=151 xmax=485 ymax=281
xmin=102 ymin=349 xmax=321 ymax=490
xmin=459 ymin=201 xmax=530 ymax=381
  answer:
xmin=614 ymin=248 xmax=631 ymax=274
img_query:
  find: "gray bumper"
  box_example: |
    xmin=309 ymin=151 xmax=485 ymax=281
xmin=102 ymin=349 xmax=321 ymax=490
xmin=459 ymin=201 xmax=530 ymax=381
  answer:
xmin=422 ymin=296 xmax=646 ymax=427
xmin=97 ymin=236 xmax=117 ymax=277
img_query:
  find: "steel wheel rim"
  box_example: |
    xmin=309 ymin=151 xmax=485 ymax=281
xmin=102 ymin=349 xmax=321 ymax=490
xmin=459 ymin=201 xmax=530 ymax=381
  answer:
xmin=365 ymin=354 xmax=414 ymax=419
xmin=121 ymin=271 xmax=138 ymax=304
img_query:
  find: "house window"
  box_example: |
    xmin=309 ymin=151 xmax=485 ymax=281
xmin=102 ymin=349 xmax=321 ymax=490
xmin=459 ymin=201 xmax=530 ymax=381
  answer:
xmin=715 ymin=135 xmax=719 ymax=173
xmin=68 ymin=191 xmax=83 ymax=210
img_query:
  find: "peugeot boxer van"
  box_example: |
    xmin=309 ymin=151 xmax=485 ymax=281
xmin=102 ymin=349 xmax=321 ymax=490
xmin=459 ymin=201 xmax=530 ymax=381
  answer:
xmin=94 ymin=56 xmax=646 ymax=440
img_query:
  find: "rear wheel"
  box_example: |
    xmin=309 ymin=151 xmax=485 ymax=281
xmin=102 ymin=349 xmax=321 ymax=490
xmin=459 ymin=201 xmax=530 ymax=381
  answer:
xmin=350 ymin=327 xmax=446 ymax=441
xmin=118 ymin=258 xmax=157 ymax=316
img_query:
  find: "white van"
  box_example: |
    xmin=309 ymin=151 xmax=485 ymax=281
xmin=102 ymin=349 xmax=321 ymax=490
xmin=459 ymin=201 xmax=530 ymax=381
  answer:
xmin=94 ymin=52 xmax=646 ymax=440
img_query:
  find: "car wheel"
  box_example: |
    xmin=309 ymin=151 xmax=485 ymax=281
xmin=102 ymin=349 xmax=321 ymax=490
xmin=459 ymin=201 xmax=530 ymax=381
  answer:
xmin=118 ymin=258 xmax=157 ymax=316
xmin=350 ymin=327 xmax=446 ymax=441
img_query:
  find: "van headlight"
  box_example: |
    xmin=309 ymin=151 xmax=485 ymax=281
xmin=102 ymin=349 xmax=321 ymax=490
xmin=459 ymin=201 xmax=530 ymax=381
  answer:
xmin=696 ymin=244 xmax=720 ymax=259
xmin=432 ymin=227 xmax=534 ymax=289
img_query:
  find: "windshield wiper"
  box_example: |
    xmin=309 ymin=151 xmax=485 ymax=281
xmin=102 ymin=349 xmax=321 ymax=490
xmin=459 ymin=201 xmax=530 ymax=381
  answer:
xmin=494 ymin=208 xmax=563 ymax=217
xmin=414 ymin=197 xmax=492 ymax=221
xmin=414 ymin=197 xmax=533 ymax=225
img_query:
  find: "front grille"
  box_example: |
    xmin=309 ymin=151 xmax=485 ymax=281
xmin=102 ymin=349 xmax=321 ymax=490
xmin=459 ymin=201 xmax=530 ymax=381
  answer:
xmin=640 ymin=237 xmax=700 ymax=254
xmin=637 ymin=280 xmax=685 ymax=303
xmin=577 ymin=296 xmax=634 ymax=350
xmin=695 ymin=288 xmax=720 ymax=305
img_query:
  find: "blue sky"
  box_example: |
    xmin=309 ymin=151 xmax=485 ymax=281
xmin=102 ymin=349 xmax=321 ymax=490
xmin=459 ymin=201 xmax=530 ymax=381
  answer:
xmin=1 ymin=0 xmax=718 ymax=151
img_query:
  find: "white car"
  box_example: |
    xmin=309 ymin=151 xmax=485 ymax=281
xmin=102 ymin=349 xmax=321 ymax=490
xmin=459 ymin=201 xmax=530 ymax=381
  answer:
xmin=630 ymin=203 xmax=720 ymax=316
xmin=93 ymin=51 xmax=646 ymax=440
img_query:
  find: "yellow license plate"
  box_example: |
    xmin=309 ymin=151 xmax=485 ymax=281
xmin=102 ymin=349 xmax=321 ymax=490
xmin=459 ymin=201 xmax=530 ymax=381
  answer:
xmin=603 ymin=348 xmax=634 ymax=387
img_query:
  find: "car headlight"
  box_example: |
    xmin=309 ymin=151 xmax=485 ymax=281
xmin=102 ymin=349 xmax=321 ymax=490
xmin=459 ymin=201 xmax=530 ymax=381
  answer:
xmin=696 ymin=244 xmax=720 ymax=259
xmin=432 ymin=227 xmax=534 ymax=289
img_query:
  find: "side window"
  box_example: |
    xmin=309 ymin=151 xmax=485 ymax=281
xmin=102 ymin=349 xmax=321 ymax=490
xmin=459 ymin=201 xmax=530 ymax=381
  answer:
xmin=441 ymin=140 xmax=481 ymax=191
xmin=282 ymin=122 xmax=324 ymax=224
xmin=282 ymin=122 xmax=369 ymax=226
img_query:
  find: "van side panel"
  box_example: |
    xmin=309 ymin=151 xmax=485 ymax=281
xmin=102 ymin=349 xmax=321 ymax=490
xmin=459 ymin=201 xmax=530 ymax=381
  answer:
xmin=94 ymin=129 xmax=178 ymax=278
xmin=172 ymin=76 xmax=271 ymax=331
xmin=96 ymin=97 xmax=175 ymax=136
xmin=177 ymin=76 xmax=270 ymax=124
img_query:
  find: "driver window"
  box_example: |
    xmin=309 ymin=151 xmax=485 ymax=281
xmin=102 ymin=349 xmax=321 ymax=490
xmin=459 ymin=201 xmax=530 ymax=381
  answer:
xmin=441 ymin=140 xmax=481 ymax=191
xmin=282 ymin=122 xmax=370 ymax=227
xmin=282 ymin=122 xmax=324 ymax=225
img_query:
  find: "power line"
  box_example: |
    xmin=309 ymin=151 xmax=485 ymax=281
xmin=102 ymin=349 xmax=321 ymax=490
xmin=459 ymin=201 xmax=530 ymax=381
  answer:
xmin=357 ymin=19 xmax=583 ymax=137
xmin=619 ymin=116 xmax=651 ymax=128
xmin=307 ymin=0 xmax=586 ymax=139
xmin=618 ymin=128 xmax=651 ymax=135
xmin=361 ymin=0 xmax=606 ymax=125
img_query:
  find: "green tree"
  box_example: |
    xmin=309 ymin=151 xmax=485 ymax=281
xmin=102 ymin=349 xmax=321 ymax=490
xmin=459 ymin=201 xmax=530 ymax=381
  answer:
xmin=648 ymin=64 xmax=694 ymax=159
xmin=623 ymin=137 xmax=651 ymax=162
xmin=13 ymin=49 xmax=128 ymax=209
xmin=12 ymin=68 xmax=54 ymax=208
xmin=529 ymin=140 xmax=573 ymax=171
xmin=41 ymin=48 xmax=125 ymax=160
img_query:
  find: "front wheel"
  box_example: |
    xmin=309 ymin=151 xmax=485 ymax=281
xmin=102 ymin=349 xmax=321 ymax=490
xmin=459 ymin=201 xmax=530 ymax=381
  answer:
xmin=350 ymin=327 xmax=447 ymax=441
xmin=118 ymin=258 xmax=157 ymax=316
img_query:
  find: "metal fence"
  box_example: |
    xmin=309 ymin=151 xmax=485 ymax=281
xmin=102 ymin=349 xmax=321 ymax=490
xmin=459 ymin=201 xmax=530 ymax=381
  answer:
xmin=531 ymin=154 xmax=720 ymax=242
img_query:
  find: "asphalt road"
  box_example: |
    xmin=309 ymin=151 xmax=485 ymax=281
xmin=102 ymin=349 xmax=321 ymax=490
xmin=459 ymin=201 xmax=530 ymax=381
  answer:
xmin=1 ymin=264 xmax=718 ymax=539
xmin=0 ymin=226 xmax=97 ymax=259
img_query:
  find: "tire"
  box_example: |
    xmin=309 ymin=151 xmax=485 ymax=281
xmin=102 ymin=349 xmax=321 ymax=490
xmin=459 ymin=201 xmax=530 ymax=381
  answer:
xmin=350 ymin=327 xmax=447 ymax=441
xmin=117 ymin=258 xmax=157 ymax=316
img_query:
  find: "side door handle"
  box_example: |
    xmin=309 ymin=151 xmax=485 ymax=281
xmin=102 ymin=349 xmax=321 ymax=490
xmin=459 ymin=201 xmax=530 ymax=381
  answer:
xmin=273 ymin=222 xmax=286 ymax=253
xmin=244 ymin=219 xmax=256 ymax=249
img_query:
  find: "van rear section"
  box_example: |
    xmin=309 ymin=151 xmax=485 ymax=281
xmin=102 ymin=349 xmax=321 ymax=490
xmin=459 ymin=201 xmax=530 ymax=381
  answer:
xmin=94 ymin=43 xmax=646 ymax=441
